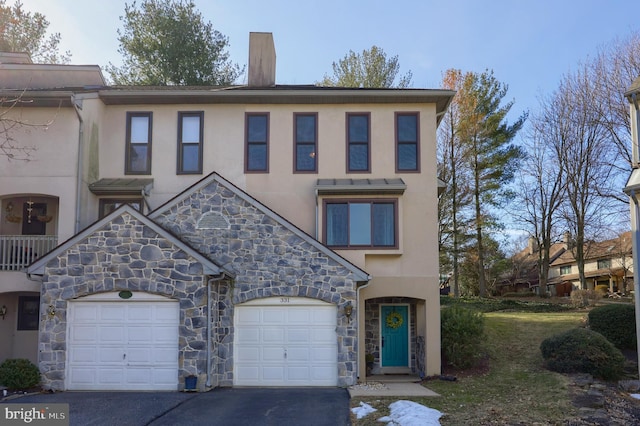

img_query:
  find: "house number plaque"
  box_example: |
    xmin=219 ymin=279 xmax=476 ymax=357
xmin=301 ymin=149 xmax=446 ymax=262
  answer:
xmin=280 ymin=297 xmax=290 ymax=303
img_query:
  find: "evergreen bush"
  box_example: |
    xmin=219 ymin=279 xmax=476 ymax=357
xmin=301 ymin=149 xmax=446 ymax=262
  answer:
xmin=441 ymin=305 xmax=485 ymax=369
xmin=540 ymin=328 xmax=625 ymax=380
xmin=588 ymin=304 xmax=637 ymax=349
xmin=0 ymin=358 xmax=40 ymax=390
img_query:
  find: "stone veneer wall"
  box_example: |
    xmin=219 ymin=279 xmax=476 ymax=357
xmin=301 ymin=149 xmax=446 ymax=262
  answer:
xmin=39 ymin=213 xmax=209 ymax=390
xmin=153 ymin=180 xmax=359 ymax=387
xmin=364 ymin=297 xmax=417 ymax=373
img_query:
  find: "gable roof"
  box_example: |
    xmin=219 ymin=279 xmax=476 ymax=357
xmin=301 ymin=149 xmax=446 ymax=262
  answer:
xmin=27 ymin=204 xmax=233 ymax=278
xmin=149 ymin=172 xmax=371 ymax=282
xmin=550 ymin=232 xmax=632 ymax=266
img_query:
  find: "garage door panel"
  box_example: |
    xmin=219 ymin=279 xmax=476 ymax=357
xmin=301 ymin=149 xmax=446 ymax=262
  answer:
xmin=288 ymin=309 xmax=311 ymax=323
xmin=262 ymin=366 xmax=285 ymax=380
xmin=127 ymin=305 xmax=153 ymax=320
xmin=236 ymin=328 xmax=259 ymax=343
xmin=67 ymin=296 xmax=179 ymax=391
xmin=262 ymin=347 xmax=285 ymax=361
xmin=262 ymin=310 xmax=285 ymax=324
xmin=236 ymin=346 xmax=260 ymax=361
xmin=128 ymin=326 xmax=153 ymax=342
xmin=72 ymin=305 xmax=98 ymax=321
xmin=287 ymin=329 xmax=310 ymax=343
xmin=287 ymin=347 xmax=310 ymax=362
xmin=311 ymin=347 xmax=335 ymax=362
xmin=69 ymin=347 xmax=96 ymax=363
xmin=100 ymin=305 xmax=127 ymax=321
xmin=98 ymin=368 xmax=125 ymax=384
xmin=70 ymin=325 xmax=98 ymax=343
xmin=99 ymin=348 xmax=125 ymax=363
xmin=99 ymin=326 xmax=125 ymax=343
xmin=263 ymin=328 xmax=285 ymax=343
xmin=234 ymin=299 xmax=338 ymax=387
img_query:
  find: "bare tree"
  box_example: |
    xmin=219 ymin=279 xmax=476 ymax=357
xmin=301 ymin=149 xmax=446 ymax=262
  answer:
xmin=556 ymin=66 xmax=621 ymax=289
xmin=1 ymin=92 xmax=56 ymax=160
xmin=513 ymin=97 xmax=567 ymax=294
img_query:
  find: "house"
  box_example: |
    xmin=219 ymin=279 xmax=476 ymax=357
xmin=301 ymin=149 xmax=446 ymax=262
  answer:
xmin=497 ymin=237 xmax=566 ymax=295
xmin=0 ymin=51 xmax=106 ymax=365
xmin=1 ymin=33 xmax=455 ymax=391
xmin=547 ymin=232 xmax=634 ymax=294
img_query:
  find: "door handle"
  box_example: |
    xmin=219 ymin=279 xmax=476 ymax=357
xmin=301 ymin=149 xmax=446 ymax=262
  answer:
xmin=382 ymin=336 xmax=384 ymax=348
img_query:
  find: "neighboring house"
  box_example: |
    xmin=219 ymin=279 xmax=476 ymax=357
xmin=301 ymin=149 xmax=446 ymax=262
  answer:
xmin=548 ymin=232 xmax=634 ymax=294
xmin=498 ymin=237 xmax=566 ymax=295
xmin=0 ymin=51 xmax=105 ymax=365
xmin=1 ymin=33 xmax=455 ymax=391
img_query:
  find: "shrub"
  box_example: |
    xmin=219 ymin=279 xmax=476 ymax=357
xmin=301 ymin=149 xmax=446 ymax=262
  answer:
xmin=441 ymin=305 xmax=484 ymax=369
xmin=570 ymin=289 xmax=602 ymax=308
xmin=0 ymin=358 xmax=40 ymax=390
xmin=540 ymin=328 xmax=625 ymax=380
xmin=588 ymin=304 xmax=637 ymax=350
xmin=595 ymin=285 xmax=609 ymax=296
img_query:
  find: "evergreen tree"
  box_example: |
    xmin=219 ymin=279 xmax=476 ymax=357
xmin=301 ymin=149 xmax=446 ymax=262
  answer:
xmin=319 ymin=45 xmax=412 ymax=88
xmin=107 ymin=0 xmax=243 ymax=85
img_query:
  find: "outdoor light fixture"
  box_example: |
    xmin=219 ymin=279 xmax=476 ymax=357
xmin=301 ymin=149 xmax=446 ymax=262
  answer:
xmin=344 ymin=302 xmax=353 ymax=321
xmin=0 ymin=305 xmax=6 ymax=320
xmin=47 ymin=305 xmax=56 ymax=318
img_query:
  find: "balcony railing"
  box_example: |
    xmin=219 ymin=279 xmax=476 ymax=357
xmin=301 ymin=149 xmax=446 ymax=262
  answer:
xmin=0 ymin=235 xmax=58 ymax=271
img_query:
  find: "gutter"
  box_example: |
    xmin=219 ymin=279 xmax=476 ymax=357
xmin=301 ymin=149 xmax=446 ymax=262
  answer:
xmin=71 ymin=95 xmax=84 ymax=234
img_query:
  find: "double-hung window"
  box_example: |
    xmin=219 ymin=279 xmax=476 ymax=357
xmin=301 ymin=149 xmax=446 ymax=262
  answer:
xmin=125 ymin=112 xmax=152 ymax=174
xmin=294 ymin=113 xmax=317 ymax=172
xmin=245 ymin=113 xmax=269 ymax=172
xmin=347 ymin=113 xmax=370 ymax=172
xmin=597 ymin=259 xmax=611 ymax=269
xmin=177 ymin=111 xmax=204 ymax=174
xmin=559 ymin=265 xmax=571 ymax=275
xmin=324 ymin=199 xmax=397 ymax=248
xmin=396 ymin=112 xmax=419 ymax=171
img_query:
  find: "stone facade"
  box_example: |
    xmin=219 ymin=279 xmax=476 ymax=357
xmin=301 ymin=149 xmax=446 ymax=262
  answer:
xmin=39 ymin=213 xmax=210 ymax=390
xmin=153 ymin=178 xmax=359 ymax=387
xmin=37 ymin=176 xmax=361 ymax=390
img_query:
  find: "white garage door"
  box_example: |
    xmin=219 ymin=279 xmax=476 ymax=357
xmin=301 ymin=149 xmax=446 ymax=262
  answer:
xmin=234 ymin=297 xmax=338 ymax=387
xmin=66 ymin=292 xmax=179 ymax=391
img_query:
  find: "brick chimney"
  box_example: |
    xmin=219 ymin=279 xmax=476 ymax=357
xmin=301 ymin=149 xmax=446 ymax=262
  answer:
xmin=248 ymin=32 xmax=276 ymax=87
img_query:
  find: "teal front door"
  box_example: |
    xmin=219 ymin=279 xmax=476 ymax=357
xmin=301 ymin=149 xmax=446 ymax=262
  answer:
xmin=381 ymin=305 xmax=409 ymax=367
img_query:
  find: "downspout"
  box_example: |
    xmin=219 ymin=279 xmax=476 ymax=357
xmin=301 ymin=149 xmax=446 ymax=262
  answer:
xmin=356 ymin=278 xmax=372 ymax=382
xmin=633 ymin=93 xmax=640 ymax=166
xmin=315 ymin=188 xmax=319 ymax=239
xmin=206 ymin=274 xmax=227 ymax=388
xmin=72 ymin=95 xmax=84 ymax=234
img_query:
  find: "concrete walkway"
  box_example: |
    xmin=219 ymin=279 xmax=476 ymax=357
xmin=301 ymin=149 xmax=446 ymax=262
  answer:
xmin=348 ymin=375 xmax=439 ymax=397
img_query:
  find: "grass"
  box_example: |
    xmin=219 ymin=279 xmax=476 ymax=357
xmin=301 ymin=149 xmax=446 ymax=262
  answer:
xmin=350 ymin=299 xmax=590 ymax=425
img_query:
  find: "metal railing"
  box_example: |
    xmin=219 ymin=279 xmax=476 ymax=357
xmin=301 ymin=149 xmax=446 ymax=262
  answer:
xmin=0 ymin=235 xmax=58 ymax=271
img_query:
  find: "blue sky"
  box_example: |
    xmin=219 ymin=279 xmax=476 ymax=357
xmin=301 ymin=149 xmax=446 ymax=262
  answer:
xmin=19 ymin=0 xmax=640 ymax=121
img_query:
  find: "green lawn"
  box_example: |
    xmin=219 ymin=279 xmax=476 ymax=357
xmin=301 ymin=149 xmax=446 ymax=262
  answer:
xmin=351 ymin=308 xmax=588 ymax=425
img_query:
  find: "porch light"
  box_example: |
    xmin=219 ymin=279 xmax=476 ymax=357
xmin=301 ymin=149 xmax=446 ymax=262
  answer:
xmin=344 ymin=301 xmax=353 ymax=321
xmin=0 ymin=305 xmax=6 ymax=320
xmin=47 ymin=305 xmax=56 ymax=318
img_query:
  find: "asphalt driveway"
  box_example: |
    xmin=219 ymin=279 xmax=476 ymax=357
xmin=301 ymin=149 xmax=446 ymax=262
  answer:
xmin=1 ymin=388 xmax=351 ymax=426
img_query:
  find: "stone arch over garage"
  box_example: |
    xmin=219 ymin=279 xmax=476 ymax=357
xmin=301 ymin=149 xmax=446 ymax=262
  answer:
xmin=36 ymin=210 xmax=218 ymax=391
